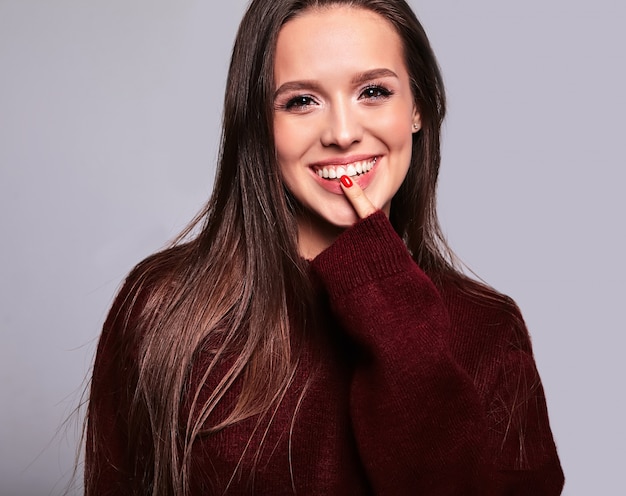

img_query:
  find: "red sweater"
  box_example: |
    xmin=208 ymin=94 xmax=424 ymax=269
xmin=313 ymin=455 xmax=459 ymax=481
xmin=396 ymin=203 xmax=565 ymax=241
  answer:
xmin=88 ymin=212 xmax=564 ymax=494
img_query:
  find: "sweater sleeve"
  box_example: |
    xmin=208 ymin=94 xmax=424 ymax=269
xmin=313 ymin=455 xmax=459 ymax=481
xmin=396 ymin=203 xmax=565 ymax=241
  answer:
xmin=85 ymin=275 xmax=149 ymax=495
xmin=310 ymin=211 xmax=563 ymax=495
xmin=485 ymin=307 xmax=565 ymax=495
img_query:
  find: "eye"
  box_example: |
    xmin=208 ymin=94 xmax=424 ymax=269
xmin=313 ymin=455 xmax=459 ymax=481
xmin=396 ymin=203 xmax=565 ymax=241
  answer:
xmin=359 ymin=85 xmax=393 ymax=100
xmin=283 ymin=95 xmax=318 ymax=111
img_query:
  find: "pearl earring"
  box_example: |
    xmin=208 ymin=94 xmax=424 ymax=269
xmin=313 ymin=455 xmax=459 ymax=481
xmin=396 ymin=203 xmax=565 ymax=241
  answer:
xmin=412 ymin=123 xmax=419 ymax=131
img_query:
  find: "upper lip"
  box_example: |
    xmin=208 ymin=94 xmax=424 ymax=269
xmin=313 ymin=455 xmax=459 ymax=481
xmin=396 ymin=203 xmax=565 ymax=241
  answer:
xmin=310 ymin=154 xmax=379 ymax=167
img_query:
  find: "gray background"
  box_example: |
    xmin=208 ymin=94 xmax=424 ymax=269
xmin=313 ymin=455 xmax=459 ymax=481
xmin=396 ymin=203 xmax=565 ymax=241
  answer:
xmin=1 ymin=0 xmax=624 ymax=494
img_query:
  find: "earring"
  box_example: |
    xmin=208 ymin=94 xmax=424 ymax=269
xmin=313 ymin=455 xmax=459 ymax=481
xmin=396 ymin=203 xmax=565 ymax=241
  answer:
xmin=412 ymin=123 xmax=419 ymax=131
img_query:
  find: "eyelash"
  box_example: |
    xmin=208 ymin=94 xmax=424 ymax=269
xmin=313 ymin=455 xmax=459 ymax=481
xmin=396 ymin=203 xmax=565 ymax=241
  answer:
xmin=283 ymin=95 xmax=317 ymax=111
xmin=279 ymin=83 xmax=394 ymax=112
xmin=359 ymin=84 xmax=394 ymax=100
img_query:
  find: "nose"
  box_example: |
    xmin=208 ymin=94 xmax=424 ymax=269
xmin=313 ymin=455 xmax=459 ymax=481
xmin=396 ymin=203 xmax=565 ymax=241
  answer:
xmin=320 ymin=97 xmax=363 ymax=148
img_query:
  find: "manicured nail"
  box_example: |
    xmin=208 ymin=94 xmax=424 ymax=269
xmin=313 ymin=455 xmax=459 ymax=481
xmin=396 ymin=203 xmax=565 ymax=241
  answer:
xmin=340 ymin=175 xmax=353 ymax=188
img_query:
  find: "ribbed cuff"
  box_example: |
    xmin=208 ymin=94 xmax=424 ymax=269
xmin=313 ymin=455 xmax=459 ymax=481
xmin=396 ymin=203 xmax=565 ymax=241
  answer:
xmin=310 ymin=211 xmax=416 ymax=296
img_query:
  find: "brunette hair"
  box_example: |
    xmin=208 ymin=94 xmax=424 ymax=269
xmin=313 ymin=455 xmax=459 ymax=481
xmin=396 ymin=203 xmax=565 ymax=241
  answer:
xmin=85 ymin=1 xmax=460 ymax=494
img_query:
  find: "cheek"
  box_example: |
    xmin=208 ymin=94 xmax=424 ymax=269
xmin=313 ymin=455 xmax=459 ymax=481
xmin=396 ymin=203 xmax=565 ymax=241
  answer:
xmin=274 ymin=119 xmax=309 ymax=195
xmin=273 ymin=120 xmax=291 ymax=164
xmin=374 ymin=105 xmax=414 ymax=149
xmin=274 ymin=118 xmax=311 ymax=165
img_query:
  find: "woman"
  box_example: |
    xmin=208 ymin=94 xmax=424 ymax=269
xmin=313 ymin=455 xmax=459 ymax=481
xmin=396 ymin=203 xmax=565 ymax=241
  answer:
xmin=86 ymin=0 xmax=564 ymax=494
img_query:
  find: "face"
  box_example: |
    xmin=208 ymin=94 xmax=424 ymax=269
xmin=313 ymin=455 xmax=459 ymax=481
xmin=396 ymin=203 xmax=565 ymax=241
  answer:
xmin=273 ymin=6 xmax=420 ymax=253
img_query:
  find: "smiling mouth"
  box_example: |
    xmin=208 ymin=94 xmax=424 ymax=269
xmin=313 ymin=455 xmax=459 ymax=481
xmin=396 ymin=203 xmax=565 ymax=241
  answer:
xmin=312 ymin=157 xmax=378 ymax=180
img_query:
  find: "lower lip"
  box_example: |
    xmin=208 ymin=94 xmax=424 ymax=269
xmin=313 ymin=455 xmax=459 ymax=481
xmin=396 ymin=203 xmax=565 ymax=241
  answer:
xmin=310 ymin=159 xmax=379 ymax=195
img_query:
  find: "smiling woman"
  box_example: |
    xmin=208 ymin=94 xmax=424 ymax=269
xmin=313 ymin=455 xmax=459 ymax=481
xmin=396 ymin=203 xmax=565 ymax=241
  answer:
xmin=85 ymin=0 xmax=564 ymax=494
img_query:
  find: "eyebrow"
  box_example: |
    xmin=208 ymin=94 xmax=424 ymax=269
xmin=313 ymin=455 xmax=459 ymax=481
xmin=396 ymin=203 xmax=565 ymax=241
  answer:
xmin=351 ymin=68 xmax=398 ymax=85
xmin=274 ymin=80 xmax=323 ymax=99
xmin=274 ymin=68 xmax=399 ymax=99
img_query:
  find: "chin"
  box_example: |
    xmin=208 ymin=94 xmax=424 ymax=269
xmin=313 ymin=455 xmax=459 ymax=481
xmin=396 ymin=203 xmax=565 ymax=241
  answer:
xmin=310 ymin=206 xmax=360 ymax=231
xmin=326 ymin=212 xmax=360 ymax=229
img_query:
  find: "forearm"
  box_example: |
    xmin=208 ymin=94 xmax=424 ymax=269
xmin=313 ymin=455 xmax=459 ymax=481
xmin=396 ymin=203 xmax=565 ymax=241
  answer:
xmin=311 ymin=211 xmax=564 ymax=494
xmin=311 ymin=212 xmax=490 ymax=493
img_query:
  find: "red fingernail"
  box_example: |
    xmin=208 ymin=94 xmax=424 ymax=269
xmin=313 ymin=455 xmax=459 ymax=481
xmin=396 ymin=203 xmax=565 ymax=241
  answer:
xmin=340 ymin=175 xmax=353 ymax=188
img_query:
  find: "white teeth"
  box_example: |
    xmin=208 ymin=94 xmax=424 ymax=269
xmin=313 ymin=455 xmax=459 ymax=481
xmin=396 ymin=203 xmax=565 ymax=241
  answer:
xmin=315 ymin=158 xmax=377 ymax=181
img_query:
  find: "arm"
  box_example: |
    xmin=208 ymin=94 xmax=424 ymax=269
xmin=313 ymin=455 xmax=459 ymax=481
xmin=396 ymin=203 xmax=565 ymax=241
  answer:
xmin=85 ymin=275 xmax=149 ymax=495
xmin=311 ymin=211 xmax=491 ymax=494
xmin=311 ymin=176 xmax=563 ymax=495
xmin=485 ymin=308 xmax=565 ymax=495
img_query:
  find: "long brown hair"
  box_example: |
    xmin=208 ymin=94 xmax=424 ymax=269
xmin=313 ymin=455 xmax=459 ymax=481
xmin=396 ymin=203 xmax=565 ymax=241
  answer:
xmin=85 ymin=0 xmax=462 ymax=494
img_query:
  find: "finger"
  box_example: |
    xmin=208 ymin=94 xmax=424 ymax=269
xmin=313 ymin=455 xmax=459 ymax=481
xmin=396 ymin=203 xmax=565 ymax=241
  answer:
xmin=339 ymin=175 xmax=377 ymax=219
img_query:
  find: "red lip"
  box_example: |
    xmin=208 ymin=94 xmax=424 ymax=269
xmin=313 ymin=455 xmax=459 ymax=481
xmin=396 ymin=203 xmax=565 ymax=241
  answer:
xmin=309 ymin=156 xmax=381 ymax=195
xmin=310 ymin=154 xmax=379 ymax=167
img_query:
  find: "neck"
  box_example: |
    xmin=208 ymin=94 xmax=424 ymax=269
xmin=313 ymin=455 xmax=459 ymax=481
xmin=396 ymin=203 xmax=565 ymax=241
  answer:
xmin=296 ymin=212 xmax=344 ymax=260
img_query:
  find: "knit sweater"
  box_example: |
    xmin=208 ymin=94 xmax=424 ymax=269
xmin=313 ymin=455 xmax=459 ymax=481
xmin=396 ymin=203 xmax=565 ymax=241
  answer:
xmin=87 ymin=212 xmax=564 ymax=494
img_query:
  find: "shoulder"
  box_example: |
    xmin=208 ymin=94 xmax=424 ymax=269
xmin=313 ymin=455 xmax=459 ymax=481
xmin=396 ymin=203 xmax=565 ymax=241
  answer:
xmin=435 ymin=273 xmax=530 ymax=349
xmin=100 ymin=244 xmax=193 ymax=352
xmin=91 ymin=244 xmax=195 ymax=405
xmin=432 ymin=273 xmax=535 ymax=394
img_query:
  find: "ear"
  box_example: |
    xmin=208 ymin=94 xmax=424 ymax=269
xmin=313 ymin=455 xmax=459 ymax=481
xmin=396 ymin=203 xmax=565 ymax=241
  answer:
xmin=411 ymin=107 xmax=422 ymax=133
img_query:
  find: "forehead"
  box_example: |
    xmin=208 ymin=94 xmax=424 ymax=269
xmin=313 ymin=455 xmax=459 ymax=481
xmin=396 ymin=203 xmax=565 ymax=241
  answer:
xmin=274 ymin=6 xmax=406 ymax=83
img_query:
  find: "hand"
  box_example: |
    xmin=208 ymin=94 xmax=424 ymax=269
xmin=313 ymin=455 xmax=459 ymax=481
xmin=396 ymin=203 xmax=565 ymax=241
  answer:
xmin=339 ymin=175 xmax=378 ymax=220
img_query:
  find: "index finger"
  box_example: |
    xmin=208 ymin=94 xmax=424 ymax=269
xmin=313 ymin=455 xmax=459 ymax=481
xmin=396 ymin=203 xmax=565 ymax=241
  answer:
xmin=339 ymin=175 xmax=378 ymax=220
